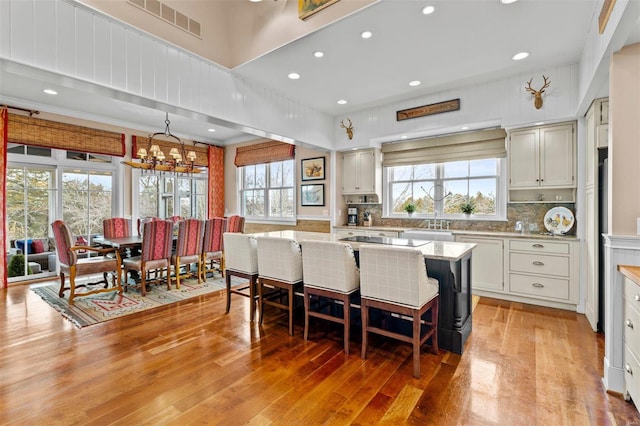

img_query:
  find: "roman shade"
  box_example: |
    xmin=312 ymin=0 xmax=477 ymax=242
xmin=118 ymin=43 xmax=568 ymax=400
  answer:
xmin=8 ymin=113 xmax=125 ymax=157
xmin=234 ymin=141 xmax=296 ymax=167
xmin=382 ymin=128 xmax=507 ymax=166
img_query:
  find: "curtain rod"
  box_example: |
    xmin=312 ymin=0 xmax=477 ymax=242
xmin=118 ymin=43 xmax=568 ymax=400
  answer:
xmin=1 ymin=105 xmax=40 ymax=116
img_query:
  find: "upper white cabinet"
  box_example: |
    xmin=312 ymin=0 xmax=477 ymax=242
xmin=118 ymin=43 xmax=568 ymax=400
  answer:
xmin=508 ymin=122 xmax=576 ymax=202
xmin=342 ymin=149 xmax=382 ymax=204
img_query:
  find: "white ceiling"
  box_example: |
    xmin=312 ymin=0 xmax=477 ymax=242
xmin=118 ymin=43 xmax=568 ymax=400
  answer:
xmin=2 ymin=0 xmax=638 ymax=147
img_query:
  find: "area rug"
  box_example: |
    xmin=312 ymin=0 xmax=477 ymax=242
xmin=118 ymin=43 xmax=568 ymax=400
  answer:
xmin=31 ymin=274 xmax=245 ymax=328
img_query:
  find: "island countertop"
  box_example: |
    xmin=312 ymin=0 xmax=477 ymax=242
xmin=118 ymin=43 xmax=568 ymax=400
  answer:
xmin=248 ymin=230 xmax=475 ymax=262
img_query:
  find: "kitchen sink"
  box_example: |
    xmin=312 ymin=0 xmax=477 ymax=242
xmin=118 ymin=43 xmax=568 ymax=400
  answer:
xmin=400 ymin=229 xmax=456 ymax=242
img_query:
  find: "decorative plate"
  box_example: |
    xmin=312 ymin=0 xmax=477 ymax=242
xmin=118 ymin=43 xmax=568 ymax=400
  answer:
xmin=544 ymin=207 xmax=575 ymax=235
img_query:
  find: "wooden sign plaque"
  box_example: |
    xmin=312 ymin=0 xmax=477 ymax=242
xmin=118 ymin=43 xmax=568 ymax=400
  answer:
xmin=396 ymin=98 xmax=460 ymax=121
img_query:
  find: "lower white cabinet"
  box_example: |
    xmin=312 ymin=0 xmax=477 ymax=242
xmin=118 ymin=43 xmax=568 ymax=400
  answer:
xmin=456 ymin=236 xmax=504 ymax=291
xmin=333 ymin=228 xmax=399 ymax=238
xmin=624 ymin=276 xmax=640 ymax=408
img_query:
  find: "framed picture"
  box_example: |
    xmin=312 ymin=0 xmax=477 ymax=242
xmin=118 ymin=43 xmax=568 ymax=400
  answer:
xmin=301 ymin=157 xmax=325 ymax=181
xmin=301 ymin=184 xmax=325 ymax=206
xmin=298 ymin=0 xmax=340 ymax=20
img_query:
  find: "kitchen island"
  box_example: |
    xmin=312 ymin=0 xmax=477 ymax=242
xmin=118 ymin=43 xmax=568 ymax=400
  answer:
xmin=249 ymin=230 xmax=476 ymax=354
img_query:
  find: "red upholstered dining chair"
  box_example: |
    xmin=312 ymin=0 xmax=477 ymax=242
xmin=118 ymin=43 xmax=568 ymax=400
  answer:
xmin=171 ymin=218 xmax=204 ymax=288
xmin=227 ymin=215 xmax=245 ymax=233
xmin=200 ymin=217 xmax=227 ymax=281
xmin=51 ymin=220 xmax=122 ymax=305
xmin=123 ymin=219 xmax=173 ymax=296
xmin=103 ymin=218 xmax=132 ymax=239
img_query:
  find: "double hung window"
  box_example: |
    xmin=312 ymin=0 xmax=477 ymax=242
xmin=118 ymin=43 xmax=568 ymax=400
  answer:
xmin=240 ymin=160 xmax=294 ymax=221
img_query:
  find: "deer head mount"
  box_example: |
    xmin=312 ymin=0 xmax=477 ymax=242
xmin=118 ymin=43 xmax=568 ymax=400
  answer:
xmin=525 ymin=75 xmax=551 ymax=109
xmin=340 ymin=118 xmax=354 ymax=140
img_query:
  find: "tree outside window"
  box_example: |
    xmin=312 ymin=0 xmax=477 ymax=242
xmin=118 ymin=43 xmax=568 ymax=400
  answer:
xmin=241 ymin=160 xmax=294 ymax=219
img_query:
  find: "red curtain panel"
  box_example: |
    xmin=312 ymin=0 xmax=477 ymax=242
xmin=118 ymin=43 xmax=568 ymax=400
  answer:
xmin=1 ymin=107 xmax=8 ymax=289
xmin=208 ymin=145 xmax=224 ymax=218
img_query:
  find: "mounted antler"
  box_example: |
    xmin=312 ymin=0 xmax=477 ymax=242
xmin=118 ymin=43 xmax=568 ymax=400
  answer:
xmin=525 ymin=75 xmax=551 ymax=109
xmin=340 ymin=118 xmax=354 ymax=140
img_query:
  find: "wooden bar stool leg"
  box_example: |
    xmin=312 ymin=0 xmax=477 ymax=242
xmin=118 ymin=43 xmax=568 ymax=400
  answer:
xmin=361 ymin=300 xmax=369 ymax=360
xmin=288 ymin=285 xmax=294 ymax=336
xmin=413 ymin=308 xmax=420 ymax=378
xmin=303 ymin=288 xmax=311 ymax=341
xmin=225 ymin=273 xmax=232 ymax=314
xmin=249 ymin=276 xmax=256 ymax=322
xmin=343 ymin=293 xmax=350 ymax=354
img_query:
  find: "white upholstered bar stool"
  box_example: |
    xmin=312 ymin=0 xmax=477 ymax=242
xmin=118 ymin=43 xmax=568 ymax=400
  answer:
xmin=256 ymin=236 xmax=303 ymax=336
xmin=223 ymin=232 xmax=259 ymax=321
xmin=300 ymin=240 xmax=360 ymax=353
xmin=359 ymin=244 xmax=439 ymax=378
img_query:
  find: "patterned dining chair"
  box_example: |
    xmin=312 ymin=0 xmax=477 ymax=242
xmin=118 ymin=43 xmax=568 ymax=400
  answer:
xmin=223 ymin=232 xmax=260 ymax=321
xmin=171 ymin=218 xmax=204 ymax=288
xmin=227 ymin=215 xmax=245 ymax=233
xmin=51 ymin=220 xmax=122 ymax=305
xmin=200 ymin=217 xmax=227 ymax=281
xmin=300 ymin=240 xmax=360 ymax=354
xmin=103 ymin=218 xmax=132 ymax=239
xmin=359 ymin=245 xmax=439 ymax=378
xmin=257 ymin=236 xmax=303 ymax=336
xmin=123 ymin=219 xmax=173 ymax=296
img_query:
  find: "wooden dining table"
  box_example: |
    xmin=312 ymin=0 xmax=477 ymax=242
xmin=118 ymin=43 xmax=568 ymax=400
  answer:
xmin=249 ymin=230 xmax=476 ymax=354
xmin=93 ymin=235 xmax=144 ymax=250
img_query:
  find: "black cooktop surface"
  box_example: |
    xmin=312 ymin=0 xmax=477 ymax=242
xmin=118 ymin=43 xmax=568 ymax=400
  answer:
xmin=339 ymin=236 xmax=431 ymax=247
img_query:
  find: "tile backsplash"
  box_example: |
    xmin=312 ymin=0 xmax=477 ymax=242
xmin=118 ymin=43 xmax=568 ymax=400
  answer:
xmin=353 ymin=203 xmax=576 ymax=235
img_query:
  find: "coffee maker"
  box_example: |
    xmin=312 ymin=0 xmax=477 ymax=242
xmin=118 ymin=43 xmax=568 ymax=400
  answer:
xmin=347 ymin=207 xmax=358 ymax=226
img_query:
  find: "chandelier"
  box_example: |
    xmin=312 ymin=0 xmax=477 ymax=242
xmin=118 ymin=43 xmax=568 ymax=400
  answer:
xmin=123 ymin=113 xmax=203 ymax=174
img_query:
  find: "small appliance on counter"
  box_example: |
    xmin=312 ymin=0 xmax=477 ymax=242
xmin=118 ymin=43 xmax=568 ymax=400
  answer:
xmin=347 ymin=207 xmax=358 ymax=226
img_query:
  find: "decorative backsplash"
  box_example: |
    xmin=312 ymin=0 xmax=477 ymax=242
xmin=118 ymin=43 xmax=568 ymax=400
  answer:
xmin=354 ymin=203 xmax=577 ymax=235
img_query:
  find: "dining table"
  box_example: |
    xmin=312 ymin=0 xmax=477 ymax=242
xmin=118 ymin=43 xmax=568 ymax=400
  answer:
xmin=93 ymin=235 xmax=145 ymax=250
xmin=249 ymin=230 xmax=476 ymax=354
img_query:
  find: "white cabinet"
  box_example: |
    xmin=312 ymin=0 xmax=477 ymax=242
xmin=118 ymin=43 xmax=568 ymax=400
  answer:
xmin=342 ymin=150 xmax=382 ymax=203
xmin=506 ymin=239 xmax=578 ymax=309
xmin=456 ymin=236 xmax=504 ymax=291
xmin=508 ymin=122 xmax=576 ymax=202
xmin=624 ymin=275 xmax=640 ymax=408
xmin=334 ymin=228 xmax=367 ymax=237
xmin=333 ymin=228 xmax=398 ymax=238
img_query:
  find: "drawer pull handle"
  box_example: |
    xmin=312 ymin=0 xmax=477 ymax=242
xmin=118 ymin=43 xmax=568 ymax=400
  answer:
xmin=532 ymin=244 xmax=544 ymax=248
xmin=626 ymin=319 xmax=634 ymax=329
xmin=532 ymin=283 xmax=544 ymax=288
xmin=533 ymin=261 xmax=544 ymax=266
xmin=625 ymin=364 xmax=633 ymax=375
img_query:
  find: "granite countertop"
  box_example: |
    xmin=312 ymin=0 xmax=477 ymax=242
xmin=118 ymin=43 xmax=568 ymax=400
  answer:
xmin=333 ymin=225 xmax=579 ymax=241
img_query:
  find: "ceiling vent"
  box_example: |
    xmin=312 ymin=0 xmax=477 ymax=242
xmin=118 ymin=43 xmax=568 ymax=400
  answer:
xmin=128 ymin=0 xmax=201 ymax=38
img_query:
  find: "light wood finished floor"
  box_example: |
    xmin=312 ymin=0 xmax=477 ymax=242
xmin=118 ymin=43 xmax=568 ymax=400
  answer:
xmin=1 ymin=283 xmax=639 ymax=425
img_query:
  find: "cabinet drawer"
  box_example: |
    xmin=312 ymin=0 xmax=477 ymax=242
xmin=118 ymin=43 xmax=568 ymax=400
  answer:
xmin=625 ymin=278 xmax=640 ymax=312
xmin=335 ymin=229 xmax=367 ymax=237
xmin=509 ymin=240 xmax=569 ymax=254
xmin=625 ymin=301 xmax=640 ymax=354
xmin=510 ymin=253 xmax=569 ymax=277
xmin=509 ymin=273 xmax=570 ymax=300
xmin=625 ymin=346 xmax=640 ymax=405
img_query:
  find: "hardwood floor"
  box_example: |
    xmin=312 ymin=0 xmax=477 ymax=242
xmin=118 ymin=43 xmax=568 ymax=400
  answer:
xmin=1 ymin=283 xmax=639 ymax=425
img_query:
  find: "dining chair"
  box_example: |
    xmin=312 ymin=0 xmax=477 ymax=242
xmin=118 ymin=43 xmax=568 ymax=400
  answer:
xmin=123 ymin=219 xmax=173 ymax=296
xmin=257 ymin=236 xmax=303 ymax=336
xmin=103 ymin=218 xmax=132 ymax=239
xmin=51 ymin=220 xmax=122 ymax=305
xmin=171 ymin=218 xmax=204 ymax=288
xmin=200 ymin=217 xmax=227 ymax=281
xmin=223 ymin=232 xmax=260 ymax=321
xmin=358 ymin=244 xmax=439 ymax=378
xmin=300 ymin=240 xmax=360 ymax=353
xmin=227 ymin=215 xmax=245 ymax=233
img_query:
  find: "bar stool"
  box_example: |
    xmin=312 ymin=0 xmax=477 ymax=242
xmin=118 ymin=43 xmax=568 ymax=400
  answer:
xmin=223 ymin=232 xmax=259 ymax=321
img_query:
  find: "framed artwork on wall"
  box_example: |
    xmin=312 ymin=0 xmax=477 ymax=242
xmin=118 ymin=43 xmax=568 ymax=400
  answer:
xmin=301 ymin=157 xmax=325 ymax=181
xmin=301 ymin=184 xmax=325 ymax=206
xmin=298 ymin=0 xmax=340 ymax=20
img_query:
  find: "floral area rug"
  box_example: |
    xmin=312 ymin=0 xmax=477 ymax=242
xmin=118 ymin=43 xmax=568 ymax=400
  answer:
xmin=31 ymin=273 xmax=245 ymax=328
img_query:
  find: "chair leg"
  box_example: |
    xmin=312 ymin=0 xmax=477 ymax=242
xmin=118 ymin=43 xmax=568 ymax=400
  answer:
xmin=303 ymin=288 xmax=310 ymax=341
xmin=68 ymin=268 xmax=77 ymax=305
xmin=288 ymin=285 xmax=294 ymax=336
xmin=431 ymin=297 xmax=439 ymax=354
xmin=58 ymin=272 xmax=66 ymax=297
xmin=249 ymin=276 xmax=256 ymax=322
xmin=361 ymin=300 xmax=369 ymax=360
xmin=258 ymin=280 xmax=265 ymax=326
xmin=413 ymin=308 xmax=421 ymax=378
xmin=343 ymin=293 xmax=350 ymax=354
xmin=225 ymin=273 xmax=232 ymax=314
xmin=140 ymin=268 xmax=147 ymax=297
xmin=175 ymin=257 xmax=181 ymax=290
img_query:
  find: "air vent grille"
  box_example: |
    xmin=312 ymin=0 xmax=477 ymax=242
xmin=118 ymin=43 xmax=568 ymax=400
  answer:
xmin=128 ymin=0 xmax=202 ymax=39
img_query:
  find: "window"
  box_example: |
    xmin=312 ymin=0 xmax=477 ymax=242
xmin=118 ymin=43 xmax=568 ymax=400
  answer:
xmin=240 ymin=160 xmax=294 ymax=220
xmin=385 ymin=158 xmax=504 ymax=219
xmin=137 ymin=173 xmax=208 ymax=220
xmin=62 ymin=169 xmax=113 ymax=242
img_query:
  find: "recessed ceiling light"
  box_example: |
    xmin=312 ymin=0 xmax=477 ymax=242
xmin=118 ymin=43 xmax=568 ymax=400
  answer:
xmin=43 ymin=89 xmax=57 ymax=95
xmin=409 ymin=80 xmax=421 ymax=87
xmin=461 ymin=126 xmax=470 ymax=130
xmin=337 ymin=99 xmax=348 ymax=105
xmin=512 ymin=51 xmax=529 ymax=61
xmin=401 ymin=135 xmax=408 ymax=139
xmin=535 ymin=121 xmax=545 ymax=125
xmin=361 ymin=30 xmax=372 ymax=39
xmin=500 ymin=0 xmax=518 ymax=4
xmin=288 ymin=72 xmax=300 ymax=80
xmin=249 ymin=0 xmax=262 ymax=2
xmin=208 ymin=128 xmax=216 ymax=132
xmin=313 ymin=51 xmax=324 ymax=58
xmin=422 ymin=5 xmax=435 ymax=15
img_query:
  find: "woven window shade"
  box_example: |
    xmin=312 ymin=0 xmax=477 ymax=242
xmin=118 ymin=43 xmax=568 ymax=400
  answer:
xmin=8 ymin=113 xmax=125 ymax=157
xmin=234 ymin=141 xmax=296 ymax=167
xmin=132 ymin=135 xmax=208 ymax=167
xmin=382 ymin=128 xmax=507 ymax=166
